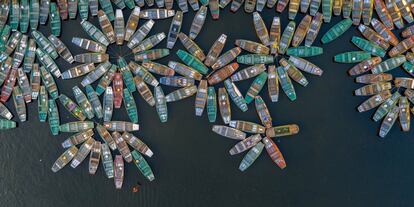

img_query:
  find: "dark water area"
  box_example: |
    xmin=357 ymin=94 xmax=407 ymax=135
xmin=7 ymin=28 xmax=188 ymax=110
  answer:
xmin=0 ymin=3 xmax=414 ymax=207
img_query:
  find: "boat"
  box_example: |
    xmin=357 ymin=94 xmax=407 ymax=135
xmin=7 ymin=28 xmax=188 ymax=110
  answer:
xmin=114 ymin=155 xmax=124 ymax=189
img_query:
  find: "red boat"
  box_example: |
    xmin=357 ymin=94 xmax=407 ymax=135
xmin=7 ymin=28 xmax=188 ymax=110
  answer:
xmin=112 ymin=72 xmax=123 ymax=109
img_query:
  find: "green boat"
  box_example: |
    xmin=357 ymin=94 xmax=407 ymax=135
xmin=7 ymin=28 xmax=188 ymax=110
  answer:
xmin=131 ymin=150 xmax=155 ymax=181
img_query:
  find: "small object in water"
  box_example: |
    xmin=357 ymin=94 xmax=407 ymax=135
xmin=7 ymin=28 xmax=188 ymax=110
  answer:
xmin=132 ymin=183 xmax=141 ymax=193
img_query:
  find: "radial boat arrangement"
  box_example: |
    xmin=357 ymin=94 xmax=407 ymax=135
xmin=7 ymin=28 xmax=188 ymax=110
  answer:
xmin=328 ymin=0 xmax=414 ymax=138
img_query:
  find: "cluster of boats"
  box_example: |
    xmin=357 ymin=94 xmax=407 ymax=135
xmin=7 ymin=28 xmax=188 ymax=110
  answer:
xmin=2 ymin=0 xmax=408 ymax=186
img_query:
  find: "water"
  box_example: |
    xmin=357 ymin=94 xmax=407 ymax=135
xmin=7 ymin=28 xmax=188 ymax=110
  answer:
xmin=0 ymin=5 xmax=414 ymax=207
